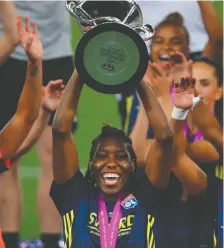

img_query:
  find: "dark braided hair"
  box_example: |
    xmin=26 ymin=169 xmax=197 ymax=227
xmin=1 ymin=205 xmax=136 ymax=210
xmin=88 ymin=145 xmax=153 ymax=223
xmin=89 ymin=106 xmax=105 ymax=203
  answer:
xmin=85 ymin=124 xmax=137 ymax=186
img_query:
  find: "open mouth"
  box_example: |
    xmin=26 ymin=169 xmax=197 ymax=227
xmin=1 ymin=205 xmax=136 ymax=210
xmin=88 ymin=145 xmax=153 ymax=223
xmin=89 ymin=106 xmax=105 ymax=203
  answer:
xmin=159 ymin=54 xmax=170 ymax=62
xmin=158 ymin=54 xmax=171 ymax=69
xmin=102 ymin=173 xmax=120 ymax=186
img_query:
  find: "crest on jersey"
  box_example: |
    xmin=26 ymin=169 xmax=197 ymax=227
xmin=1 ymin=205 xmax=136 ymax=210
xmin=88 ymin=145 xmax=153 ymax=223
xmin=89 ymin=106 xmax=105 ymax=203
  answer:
xmin=121 ymin=194 xmax=138 ymax=210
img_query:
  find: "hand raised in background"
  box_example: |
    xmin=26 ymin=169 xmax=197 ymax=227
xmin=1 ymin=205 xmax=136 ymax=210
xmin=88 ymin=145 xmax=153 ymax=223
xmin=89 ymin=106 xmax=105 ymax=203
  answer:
xmin=42 ymin=80 xmax=65 ymax=112
xmin=143 ymin=62 xmax=172 ymax=98
xmin=17 ymin=16 xmax=43 ymax=62
xmin=173 ymin=77 xmax=203 ymax=110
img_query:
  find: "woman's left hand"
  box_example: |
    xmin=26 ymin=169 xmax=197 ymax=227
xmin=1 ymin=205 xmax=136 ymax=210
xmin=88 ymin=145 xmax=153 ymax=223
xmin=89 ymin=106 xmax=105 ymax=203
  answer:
xmin=173 ymin=77 xmax=202 ymax=110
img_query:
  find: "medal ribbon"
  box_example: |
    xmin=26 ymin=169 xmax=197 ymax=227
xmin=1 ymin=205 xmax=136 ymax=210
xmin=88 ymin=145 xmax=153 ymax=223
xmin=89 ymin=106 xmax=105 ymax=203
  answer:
xmin=98 ymin=192 xmax=123 ymax=248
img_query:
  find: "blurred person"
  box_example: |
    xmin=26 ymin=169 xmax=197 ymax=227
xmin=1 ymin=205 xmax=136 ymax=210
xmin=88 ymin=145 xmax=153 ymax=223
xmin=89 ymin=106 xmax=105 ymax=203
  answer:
xmin=145 ymin=59 xmax=222 ymax=248
xmin=127 ymin=0 xmax=222 ymax=163
xmin=0 ymin=78 xmax=64 ymax=248
xmin=166 ymin=77 xmax=222 ymax=248
xmin=120 ymin=0 xmax=213 ymax=128
xmin=138 ymin=0 xmax=209 ymax=59
xmin=126 ymin=0 xmax=223 ymax=247
xmin=0 ymin=15 xmax=43 ymax=247
xmin=150 ymin=2 xmax=223 ymax=244
xmin=0 ymin=15 xmax=43 ymax=167
xmin=0 ymin=79 xmax=65 ymax=248
xmin=9 ymin=80 xmax=65 ymax=165
xmin=190 ymin=57 xmax=223 ymax=248
xmin=0 ymin=2 xmax=77 ymax=247
xmin=190 ymin=12 xmax=223 ymax=245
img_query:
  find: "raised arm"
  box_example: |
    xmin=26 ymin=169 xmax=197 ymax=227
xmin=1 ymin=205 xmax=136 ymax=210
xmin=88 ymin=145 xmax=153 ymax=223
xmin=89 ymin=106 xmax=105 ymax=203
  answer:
xmin=129 ymin=98 xmax=151 ymax=167
xmin=0 ymin=16 xmax=43 ymax=159
xmin=198 ymin=0 xmax=223 ymax=58
xmin=136 ymin=64 xmax=173 ymax=189
xmin=0 ymin=1 xmax=19 ymax=64
xmin=198 ymin=0 xmax=223 ymax=44
xmin=11 ymin=80 xmax=64 ymax=162
xmin=170 ymin=78 xmax=207 ymax=195
xmin=168 ymin=52 xmax=220 ymax=164
xmin=52 ymin=71 xmax=83 ymax=183
xmin=147 ymin=60 xmax=208 ymax=194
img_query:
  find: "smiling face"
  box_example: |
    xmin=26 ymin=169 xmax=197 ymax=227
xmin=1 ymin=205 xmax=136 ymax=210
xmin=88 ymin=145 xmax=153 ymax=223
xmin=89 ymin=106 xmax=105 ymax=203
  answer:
xmin=151 ymin=24 xmax=189 ymax=74
xmin=89 ymin=137 xmax=134 ymax=196
xmin=192 ymin=61 xmax=223 ymax=105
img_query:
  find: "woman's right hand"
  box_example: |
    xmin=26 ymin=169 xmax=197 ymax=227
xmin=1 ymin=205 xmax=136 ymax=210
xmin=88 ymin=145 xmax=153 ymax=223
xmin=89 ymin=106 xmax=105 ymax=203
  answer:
xmin=142 ymin=62 xmax=172 ymax=99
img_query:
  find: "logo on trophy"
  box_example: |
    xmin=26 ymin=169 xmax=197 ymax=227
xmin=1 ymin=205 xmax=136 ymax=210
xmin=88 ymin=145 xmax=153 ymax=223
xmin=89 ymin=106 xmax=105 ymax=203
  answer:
xmin=66 ymin=0 xmax=154 ymax=94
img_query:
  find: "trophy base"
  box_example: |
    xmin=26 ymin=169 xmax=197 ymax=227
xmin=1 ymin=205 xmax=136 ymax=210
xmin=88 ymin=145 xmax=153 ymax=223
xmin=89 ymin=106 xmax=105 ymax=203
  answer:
xmin=75 ymin=22 xmax=149 ymax=94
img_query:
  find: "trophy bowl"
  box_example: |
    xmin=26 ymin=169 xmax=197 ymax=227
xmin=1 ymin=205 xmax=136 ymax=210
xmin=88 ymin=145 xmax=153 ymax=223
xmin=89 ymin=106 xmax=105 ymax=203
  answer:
xmin=66 ymin=0 xmax=154 ymax=94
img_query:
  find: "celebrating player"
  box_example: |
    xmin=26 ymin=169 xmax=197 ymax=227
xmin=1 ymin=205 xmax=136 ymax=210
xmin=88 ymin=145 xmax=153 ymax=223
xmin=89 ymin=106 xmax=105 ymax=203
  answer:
xmin=50 ymin=66 xmax=176 ymax=247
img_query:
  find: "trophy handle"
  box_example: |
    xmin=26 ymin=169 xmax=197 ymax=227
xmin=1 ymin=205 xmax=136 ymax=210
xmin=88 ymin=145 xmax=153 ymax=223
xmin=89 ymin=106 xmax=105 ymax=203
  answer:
xmin=133 ymin=24 xmax=155 ymax=41
xmin=65 ymin=2 xmax=78 ymax=19
xmin=66 ymin=1 xmax=95 ymax=25
xmin=65 ymin=0 xmax=155 ymax=40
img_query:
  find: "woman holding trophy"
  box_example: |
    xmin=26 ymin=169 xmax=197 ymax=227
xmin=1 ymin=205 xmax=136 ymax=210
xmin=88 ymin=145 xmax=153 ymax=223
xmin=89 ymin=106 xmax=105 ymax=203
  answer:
xmin=49 ymin=2 xmax=205 ymax=247
xmin=50 ymin=59 xmax=205 ymax=248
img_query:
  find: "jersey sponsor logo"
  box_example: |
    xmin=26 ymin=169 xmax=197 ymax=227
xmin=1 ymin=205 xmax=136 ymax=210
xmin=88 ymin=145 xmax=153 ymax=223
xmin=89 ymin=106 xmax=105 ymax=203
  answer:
xmin=64 ymin=211 xmax=156 ymax=247
xmin=88 ymin=212 xmax=134 ymax=237
xmin=121 ymin=194 xmax=138 ymax=210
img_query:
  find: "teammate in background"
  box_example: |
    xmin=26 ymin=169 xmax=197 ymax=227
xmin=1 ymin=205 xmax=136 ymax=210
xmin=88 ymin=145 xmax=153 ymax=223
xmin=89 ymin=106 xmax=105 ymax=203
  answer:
xmin=0 ymin=2 xmax=76 ymax=247
xmin=167 ymin=77 xmax=222 ymax=248
xmin=126 ymin=1 xmax=222 ymax=247
xmin=147 ymin=58 xmax=222 ymax=247
xmin=127 ymin=0 xmax=222 ymax=167
xmin=191 ymin=57 xmax=223 ymax=248
xmin=0 ymin=77 xmax=64 ymax=248
xmin=138 ymin=0 xmax=209 ymax=58
xmin=0 ymin=79 xmax=64 ymax=247
xmin=9 ymin=80 xmax=65 ymax=165
xmin=0 ymin=15 xmax=42 ymax=165
xmin=0 ymin=15 xmax=42 ymax=248
xmin=120 ymin=0 xmax=212 ymax=129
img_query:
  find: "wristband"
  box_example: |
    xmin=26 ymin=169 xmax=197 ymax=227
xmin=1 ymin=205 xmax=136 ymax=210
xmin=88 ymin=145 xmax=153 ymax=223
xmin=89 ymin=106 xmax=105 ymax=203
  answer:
xmin=191 ymin=96 xmax=203 ymax=110
xmin=171 ymin=107 xmax=189 ymax=120
xmin=171 ymin=96 xmax=203 ymax=120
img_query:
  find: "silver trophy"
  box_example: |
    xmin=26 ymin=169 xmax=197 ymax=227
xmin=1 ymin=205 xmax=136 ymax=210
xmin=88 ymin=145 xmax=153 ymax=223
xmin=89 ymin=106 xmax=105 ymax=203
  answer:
xmin=66 ymin=0 xmax=154 ymax=94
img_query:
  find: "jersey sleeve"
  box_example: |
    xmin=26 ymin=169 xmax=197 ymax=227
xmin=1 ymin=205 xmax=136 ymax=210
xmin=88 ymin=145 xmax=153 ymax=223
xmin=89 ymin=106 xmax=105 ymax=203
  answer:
xmin=206 ymin=172 xmax=220 ymax=197
xmin=133 ymin=168 xmax=165 ymax=213
xmin=126 ymin=92 xmax=139 ymax=136
xmin=50 ymin=169 xmax=90 ymax=215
